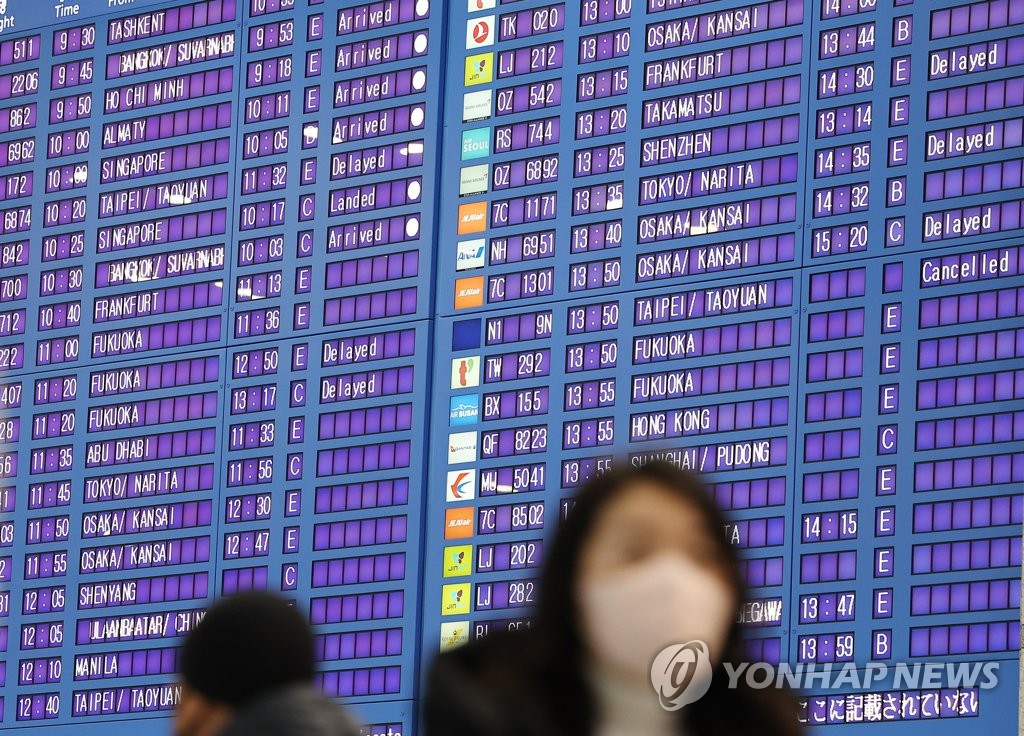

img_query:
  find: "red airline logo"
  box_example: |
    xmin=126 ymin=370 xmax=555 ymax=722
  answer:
xmin=472 ymin=20 xmax=489 ymax=44
xmin=465 ymin=15 xmax=495 ymax=50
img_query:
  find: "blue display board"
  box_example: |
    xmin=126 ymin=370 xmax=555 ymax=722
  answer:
xmin=0 ymin=0 xmax=1020 ymax=733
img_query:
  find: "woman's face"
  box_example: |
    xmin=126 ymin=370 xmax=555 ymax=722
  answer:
xmin=574 ymin=480 xmax=740 ymax=675
xmin=577 ymin=480 xmax=735 ymax=586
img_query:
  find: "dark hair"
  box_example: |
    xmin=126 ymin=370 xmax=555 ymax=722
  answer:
xmin=180 ymin=591 xmax=315 ymax=706
xmin=531 ymin=460 xmax=801 ymax=736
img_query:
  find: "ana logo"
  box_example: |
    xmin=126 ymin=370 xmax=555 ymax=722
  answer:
xmin=468 ymin=0 xmax=496 ymax=12
xmin=457 ymin=201 xmax=488 ymax=235
xmin=447 ymin=431 xmax=478 ymax=464
xmin=444 ymin=506 xmax=475 ymax=540
xmin=651 ymin=641 xmax=715 ymax=711
xmin=450 ymin=356 xmax=480 ymax=389
xmin=466 ymin=16 xmax=494 ymax=48
xmin=454 ymin=275 xmax=485 ymax=309
xmin=441 ymin=583 xmax=471 ymax=615
xmin=461 ymin=128 xmax=491 ymax=160
xmin=440 ymin=621 xmax=470 ymax=652
xmin=464 ymin=53 xmax=493 ymax=86
xmin=460 ymin=164 xmax=490 ymax=197
xmin=456 ymin=239 xmax=486 ymax=271
xmin=446 ymin=470 xmax=477 ymax=502
xmin=443 ymin=544 xmax=473 ymax=577
xmin=449 ymin=395 xmax=480 ymax=426
xmin=462 ymin=90 xmax=493 ymax=122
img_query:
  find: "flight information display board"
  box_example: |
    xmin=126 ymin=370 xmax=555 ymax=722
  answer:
xmin=0 ymin=0 xmax=1020 ymax=734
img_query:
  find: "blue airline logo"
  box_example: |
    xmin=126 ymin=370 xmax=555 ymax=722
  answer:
xmin=461 ymin=128 xmax=490 ymax=160
xmin=449 ymin=395 xmax=480 ymax=426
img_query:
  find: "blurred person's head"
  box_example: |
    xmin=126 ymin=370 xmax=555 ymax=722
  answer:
xmin=577 ymin=462 xmax=737 ymax=683
xmin=176 ymin=592 xmax=316 ymax=736
xmin=533 ymin=460 xmax=796 ymax=735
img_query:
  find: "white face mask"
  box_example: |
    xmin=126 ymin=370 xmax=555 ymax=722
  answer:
xmin=578 ymin=552 xmax=736 ymax=682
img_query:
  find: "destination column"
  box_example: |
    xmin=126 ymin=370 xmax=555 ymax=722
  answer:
xmin=633 ymin=0 xmax=809 ymax=665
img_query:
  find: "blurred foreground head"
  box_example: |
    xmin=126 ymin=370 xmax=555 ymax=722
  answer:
xmin=543 ymin=460 xmax=742 ymax=678
xmin=177 ymin=591 xmax=358 ymax=736
xmin=424 ymin=460 xmax=801 ymax=736
xmin=536 ymin=459 xmax=798 ymax=735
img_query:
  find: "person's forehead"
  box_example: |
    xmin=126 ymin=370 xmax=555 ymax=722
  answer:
xmin=595 ymin=482 xmax=712 ymax=534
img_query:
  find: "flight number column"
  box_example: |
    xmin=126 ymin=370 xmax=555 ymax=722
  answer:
xmin=0 ymin=378 xmax=15 ymax=726
xmin=0 ymin=28 xmax=43 ymax=725
xmin=0 ymin=30 xmax=41 ymax=377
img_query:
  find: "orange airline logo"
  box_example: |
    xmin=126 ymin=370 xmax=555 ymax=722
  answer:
xmin=445 ymin=506 xmax=475 ymax=539
xmin=454 ymin=276 xmax=485 ymax=309
xmin=457 ymin=201 xmax=487 ymax=234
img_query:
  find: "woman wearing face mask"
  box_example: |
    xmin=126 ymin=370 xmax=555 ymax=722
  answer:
xmin=423 ymin=460 xmax=802 ymax=736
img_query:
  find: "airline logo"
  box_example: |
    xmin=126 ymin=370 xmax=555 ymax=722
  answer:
xmin=462 ymin=90 xmax=492 ymax=122
xmin=454 ymin=275 xmax=485 ymax=309
xmin=460 ymin=164 xmax=489 ymax=197
xmin=450 ymin=356 xmax=480 ymax=389
xmin=461 ymin=128 xmax=490 ymax=160
xmin=443 ymin=545 xmax=473 ymax=577
xmin=444 ymin=506 xmax=475 ymax=540
xmin=441 ymin=583 xmax=471 ymax=615
xmin=449 ymin=395 xmax=480 ymax=426
xmin=447 ymin=431 xmax=478 ymax=464
xmin=456 ymin=239 xmax=486 ymax=271
xmin=446 ymin=470 xmax=477 ymax=502
xmin=468 ymin=0 xmax=495 ymax=10
xmin=440 ymin=621 xmax=470 ymax=652
xmin=457 ymin=201 xmax=488 ymax=235
xmin=464 ymin=53 xmax=493 ymax=86
xmin=466 ymin=16 xmax=495 ymax=49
